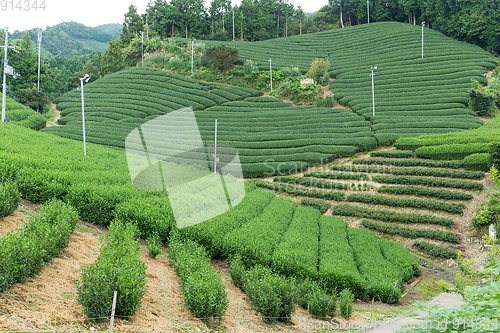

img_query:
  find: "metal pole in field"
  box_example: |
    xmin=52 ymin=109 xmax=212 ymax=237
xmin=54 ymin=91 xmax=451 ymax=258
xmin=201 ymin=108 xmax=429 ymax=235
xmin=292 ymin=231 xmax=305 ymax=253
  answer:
xmin=37 ymin=31 xmax=42 ymax=90
xmin=1 ymin=28 xmax=8 ymax=122
xmin=367 ymin=0 xmax=370 ymax=23
xmin=269 ymin=59 xmax=273 ymax=92
xmin=371 ymin=65 xmax=377 ymax=118
xmin=80 ymin=74 xmax=90 ymax=156
xmin=233 ymin=10 xmax=235 ymax=41
xmin=213 ymin=119 xmax=218 ymax=174
xmin=140 ymin=31 xmax=144 ymax=67
xmin=191 ymin=37 xmax=195 ymax=77
xmin=108 ymin=291 xmax=118 ymax=333
xmin=421 ymin=22 xmax=425 ymax=58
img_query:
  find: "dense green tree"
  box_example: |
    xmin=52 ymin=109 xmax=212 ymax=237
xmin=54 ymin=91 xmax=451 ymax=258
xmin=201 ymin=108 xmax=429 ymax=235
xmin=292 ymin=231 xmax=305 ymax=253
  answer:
xmin=121 ymin=4 xmax=144 ymax=45
xmin=99 ymin=39 xmax=124 ymax=76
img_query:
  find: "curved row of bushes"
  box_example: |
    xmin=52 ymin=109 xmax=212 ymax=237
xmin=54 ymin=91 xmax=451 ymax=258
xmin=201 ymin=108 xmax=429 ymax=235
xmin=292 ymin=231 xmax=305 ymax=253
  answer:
xmin=0 ymin=181 xmax=21 ymax=218
xmin=377 ymin=185 xmax=473 ymax=201
xmin=362 ymin=220 xmax=459 ymax=244
xmin=413 ymin=241 xmax=458 ymax=259
xmin=0 ymin=200 xmax=78 ymax=292
xmin=254 ymin=180 xmax=346 ymax=201
xmin=350 ymin=158 xmax=464 ymax=169
xmin=372 ymin=175 xmax=483 ymax=191
xmin=301 ymin=198 xmax=331 ymax=213
xmin=370 ymin=150 xmax=414 ymax=158
xmin=346 ymin=193 xmax=464 ymax=214
xmin=304 ymin=171 xmax=370 ymax=181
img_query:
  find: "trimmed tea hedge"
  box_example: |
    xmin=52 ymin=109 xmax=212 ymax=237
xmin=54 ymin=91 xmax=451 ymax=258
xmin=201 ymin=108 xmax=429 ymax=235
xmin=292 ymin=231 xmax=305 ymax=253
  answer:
xmin=0 ymin=181 xmax=21 ymax=218
xmin=415 ymin=143 xmax=489 ymax=160
xmin=362 ymin=220 xmax=459 ymax=244
xmin=350 ymin=158 xmax=464 ymax=169
xmin=304 ymin=171 xmax=370 ymax=181
xmin=77 ymin=221 xmax=146 ymax=320
xmin=271 ymin=206 xmax=320 ymax=279
xmin=318 ymin=216 xmax=364 ymax=296
xmin=301 ymin=198 xmax=331 ymax=214
xmin=372 ymin=175 xmax=483 ymax=191
xmin=347 ymin=228 xmax=403 ymax=304
xmin=222 ymin=196 xmax=296 ymax=266
xmin=346 ymin=193 xmax=464 ymax=214
xmin=378 ymin=239 xmax=420 ymax=282
xmin=254 ymin=180 xmax=346 ymax=201
xmin=370 ymin=150 xmax=414 ymax=158
xmin=331 ymin=203 xmax=454 ymax=227
xmin=413 ymin=241 xmax=458 ymax=259
xmin=273 ymin=176 xmax=350 ymax=191
xmin=0 ymin=200 xmax=78 ymax=292
xmin=169 ymin=236 xmax=228 ymax=319
xmin=377 ymin=185 xmax=473 ymax=201
xmin=463 ymin=153 xmax=491 ymax=172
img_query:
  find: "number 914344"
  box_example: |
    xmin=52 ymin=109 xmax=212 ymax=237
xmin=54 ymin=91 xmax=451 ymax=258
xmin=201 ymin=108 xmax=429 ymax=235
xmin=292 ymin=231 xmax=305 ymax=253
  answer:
xmin=1 ymin=0 xmax=46 ymax=11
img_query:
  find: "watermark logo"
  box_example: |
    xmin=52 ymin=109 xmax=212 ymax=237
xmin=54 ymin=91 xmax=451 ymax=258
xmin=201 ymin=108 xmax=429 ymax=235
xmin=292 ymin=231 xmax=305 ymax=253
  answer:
xmin=125 ymin=107 xmax=245 ymax=229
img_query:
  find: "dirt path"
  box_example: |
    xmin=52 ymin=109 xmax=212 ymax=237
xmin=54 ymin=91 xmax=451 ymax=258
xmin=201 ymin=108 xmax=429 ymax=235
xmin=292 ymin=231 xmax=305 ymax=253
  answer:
xmin=46 ymin=103 xmax=61 ymax=127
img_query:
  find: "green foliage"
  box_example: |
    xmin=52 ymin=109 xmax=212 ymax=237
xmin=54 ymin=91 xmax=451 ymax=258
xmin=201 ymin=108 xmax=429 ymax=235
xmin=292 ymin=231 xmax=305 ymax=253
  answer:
xmin=0 ymin=200 xmax=78 ymax=292
xmin=305 ymin=58 xmax=330 ymax=83
xmin=305 ymin=171 xmax=369 ymax=181
xmin=5 ymin=108 xmax=47 ymax=130
xmin=254 ymin=180 xmax=346 ymax=201
xmin=271 ymin=206 xmax=320 ymax=279
xmin=489 ymin=141 xmax=500 ymax=167
xmin=362 ymin=220 xmax=459 ymax=244
xmin=348 ymin=228 xmax=403 ymax=303
xmin=378 ymin=239 xmax=421 ymax=281
xmin=66 ymin=183 xmax=137 ymax=226
xmin=347 ymin=193 xmax=464 ymax=214
xmin=146 ymin=232 xmax=163 ymax=258
xmin=351 ymin=158 xmax=464 ymax=169
xmin=331 ymin=203 xmax=454 ymax=227
xmin=0 ymin=182 xmax=21 ymax=218
xmin=297 ymin=280 xmax=336 ymax=318
xmin=469 ymin=80 xmax=496 ymax=117
xmin=115 ymin=195 xmax=174 ymax=242
xmin=318 ymin=216 xmax=364 ymax=297
xmin=15 ymin=168 xmax=68 ymax=203
xmin=377 ymin=185 xmax=473 ymax=201
xmin=301 ymin=198 xmax=331 ymax=214
xmin=413 ymin=241 xmax=458 ymax=259
xmin=314 ymin=96 xmax=336 ymax=108
xmin=415 ymin=143 xmax=490 ymax=160
xmin=338 ymin=289 xmax=354 ymax=319
xmin=206 ymin=45 xmax=239 ymax=72
xmin=76 ymin=221 xmax=146 ymax=320
xmin=471 ymin=207 xmax=495 ymax=228
xmin=229 ymin=263 xmax=297 ymax=322
xmin=370 ymin=150 xmax=414 ymax=158
xmin=372 ymin=175 xmax=483 ymax=191
xmin=492 ymin=165 xmax=500 ymax=187
xmin=169 ymin=237 xmax=228 ymax=319
xmin=463 ymin=153 xmax=491 ymax=171
xmin=273 ymin=175 xmax=350 ymax=191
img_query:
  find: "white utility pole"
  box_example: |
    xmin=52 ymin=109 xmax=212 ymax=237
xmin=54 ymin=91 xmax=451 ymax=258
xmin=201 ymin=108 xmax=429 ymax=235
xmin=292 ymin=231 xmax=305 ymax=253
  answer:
xmin=232 ymin=11 xmax=235 ymax=41
xmin=367 ymin=0 xmax=370 ymax=23
xmin=213 ymin=119 xmax=218 ymax=174
xmin=371 ymin=65 xmax=377 ymax=118
xmin=80 ymin=74 xmax=90 ymax=156
xmin=191 ymin=37 xmax=195 ymax=77
xmin=269 ymin=59 xmax=273 ymax=92
xmin=37 ymin=31 xmax=42 ymax=90
xmin=421 ymin=22 xmax=425 ymax=58
xmin=140 ymin=31 xmax=144 ymax=67
xmin=1 ymin=28 xmax=18 ymax=123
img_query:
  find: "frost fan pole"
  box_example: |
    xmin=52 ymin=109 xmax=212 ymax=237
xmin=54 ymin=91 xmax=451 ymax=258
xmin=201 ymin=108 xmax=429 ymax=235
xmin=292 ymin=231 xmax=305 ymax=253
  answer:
xmin=1 ymin=28 xmax=8 ymax=122
xmin=367 ymin=0 xmax=370 ymax=23
xmin=37 ymin=31 xmax=42 ymax=91
xmin=269 ymin=59 xmax=273 ymax=92
xmin=213 ymin=119 xmax=218 ymax=174
xmin=421 ymin=21 xmax=425 ymax=58
xmin=79 ymin=74 xmax=90 ymax=156
xmin=371 ymin=65 xmax=377 ymax=118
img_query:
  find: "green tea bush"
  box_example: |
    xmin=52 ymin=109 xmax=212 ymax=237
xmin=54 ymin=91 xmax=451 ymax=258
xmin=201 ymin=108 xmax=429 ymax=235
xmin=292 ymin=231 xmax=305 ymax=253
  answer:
xmin=362 ymin=220 xmax=459 ymax=244
xmin=378 ymin=238 xmax=421 ymax=281
xmin=115 ymin=195 xmax=174 ymax=241
xmin=76 ymin=221 xmax=146 ymax=320
xmin=372 ymin=175 xmax=483 ymax=191
xmin=413 ymin=241 xmax=458 ymax=259
xmin=415 ymin=143 xmax=490 ymax=160
xmin=146 ymin=232 xmax=163 ymax=258
xmin=235 ymin=264 xmax=297 ymax=322
xmin=254 ymin=180 xmax=346 ymax=201
xmin=469 ymin=80 xmax=496 ymax=117
xmin=347 ymin=193 xmax=464 ymax=214
xmin=0 ymin=181 xmax=21 ymax=218
xmin=301 ymin=198 xmax=331 ymax=214
xmin=0 ymin=200 xmax=78 ymax=292
xmin=305 ymin=171 xmax=369 ymax=181
xmin=16 ymin=168 xmax=69 ymax=203
xmin=370 ymin=150 xmax=414 ymax=158
xmin=338 ymin=289 xmax=354 ymax=319
xmin=332 ymin=203 xmax=454 ymax=227
xmin=169 ymin=237 xmax=228 ymax=319
xmin=489 ymin=141 xmax=500 ymax=167
xmin=471 ymin=207 xmax=495 ymax=228
xmin=377 ymin=185 xmax=473 ymax=200
xmin=463 ymin=153 xmax=491 ymax=171
xmin=351 ymin=158 xmax=464 ymax=169
xmin=66 ymin=183 xmax=137 ymax=226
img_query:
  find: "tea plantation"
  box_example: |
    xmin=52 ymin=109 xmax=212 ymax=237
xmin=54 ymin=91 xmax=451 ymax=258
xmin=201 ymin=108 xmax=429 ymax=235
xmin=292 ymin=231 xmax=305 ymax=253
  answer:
xmin=199 ymin=22 xmax=496 ymax=142
xmin=45 ymin=66 xmax=376 ymax=177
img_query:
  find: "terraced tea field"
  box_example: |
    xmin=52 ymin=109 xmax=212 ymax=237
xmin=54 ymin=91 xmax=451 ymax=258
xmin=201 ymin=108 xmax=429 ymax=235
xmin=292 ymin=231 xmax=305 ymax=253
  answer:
xmin=254 ymin=150 xmax=487 ymax=260
xmin=199 ymin=22 xmax=496 ymax=141
xmin=45 ymin=67 xmax=376 ymax=177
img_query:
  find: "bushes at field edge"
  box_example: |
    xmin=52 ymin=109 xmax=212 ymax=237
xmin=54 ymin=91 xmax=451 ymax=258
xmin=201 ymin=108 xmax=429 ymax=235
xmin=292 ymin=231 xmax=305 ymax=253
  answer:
xmin=0 ymin=181 xmax=21 ymax=218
